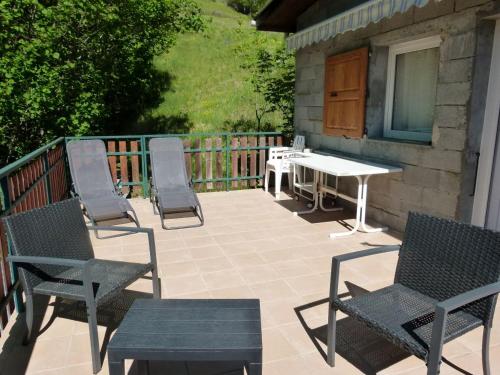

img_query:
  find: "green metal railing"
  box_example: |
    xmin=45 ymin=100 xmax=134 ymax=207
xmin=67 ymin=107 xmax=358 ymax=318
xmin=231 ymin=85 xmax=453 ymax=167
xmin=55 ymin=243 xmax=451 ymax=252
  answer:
xmin=65 ymin=132 xmax=283 ymax=197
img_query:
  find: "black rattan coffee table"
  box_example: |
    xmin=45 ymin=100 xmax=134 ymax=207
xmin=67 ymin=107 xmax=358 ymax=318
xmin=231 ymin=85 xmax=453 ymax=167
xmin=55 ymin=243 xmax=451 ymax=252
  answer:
xmin=108 ymin=299 xmax=262 ymax=375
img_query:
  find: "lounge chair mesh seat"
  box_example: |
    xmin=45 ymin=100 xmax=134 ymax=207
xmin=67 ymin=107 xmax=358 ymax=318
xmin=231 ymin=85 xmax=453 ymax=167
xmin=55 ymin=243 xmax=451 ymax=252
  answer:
xmin=3 ymin=198 xmax=160 ymax=373
xmin=328 ymin=212 xmax=500 ymax=375
xmin=156 ymin=187 xmax=199 ymax=210
xmin=149 ymin=137 xmax=204 ymax=229
xmin=67 ymin=140 xmax=139 ymax=232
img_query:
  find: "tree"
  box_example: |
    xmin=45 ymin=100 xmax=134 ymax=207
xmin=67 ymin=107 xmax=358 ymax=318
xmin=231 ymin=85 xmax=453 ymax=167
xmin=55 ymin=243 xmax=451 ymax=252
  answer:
xmin=235 ymin=29 xmax=295 ymax=137
xmin=0 ymin=0 xmax=203 ymax=164
xmin=227 ymin=0 xmax=267 ymax=16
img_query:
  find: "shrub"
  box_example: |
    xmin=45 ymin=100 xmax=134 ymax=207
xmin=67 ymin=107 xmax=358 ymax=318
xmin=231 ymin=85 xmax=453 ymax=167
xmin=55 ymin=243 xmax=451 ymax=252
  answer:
xmin=0 ymin=0 xmax=203 ymax=164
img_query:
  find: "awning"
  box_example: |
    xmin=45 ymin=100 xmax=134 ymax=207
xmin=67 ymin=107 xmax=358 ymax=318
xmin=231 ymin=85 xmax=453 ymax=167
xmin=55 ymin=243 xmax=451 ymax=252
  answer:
xmin=287 ymin=0 xmax=432 ymax=50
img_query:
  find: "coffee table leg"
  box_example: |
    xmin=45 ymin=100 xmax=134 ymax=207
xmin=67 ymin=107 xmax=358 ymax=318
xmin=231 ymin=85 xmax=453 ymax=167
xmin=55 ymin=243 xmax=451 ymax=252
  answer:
xmin=137 ymin=360 xmax=150 ymax=375
xmin=246 ymin=362 xmax=262 ymax=375
xmin=108 ymin=357 xmax=125 ymax=375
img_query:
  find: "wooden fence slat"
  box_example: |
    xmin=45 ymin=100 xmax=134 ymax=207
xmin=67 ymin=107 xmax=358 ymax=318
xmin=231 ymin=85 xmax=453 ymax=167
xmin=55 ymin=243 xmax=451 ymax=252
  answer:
xmin=215 ymin=137 xmax=223 ymax=190
xmin=249 ymin=137 xmax=257 ymax=187
xmin=193 ymin=138 xmax=203 ymax=191
xmin=231 ymin=138 xmax=239 ymax=188
xmin=240 ymin=137 xmax=247 ymax=188
xmin=130 ymin=141 xmax=140 ymax=195
xmin=277 ymin=136 xmax=283 ymax=146
xmin=119 ymin=141 xmax=129 ymax=196
xmin=183 ymin=139 xmax=192 ymax=180
xmin=108 ymin=141 xmax=118 ymax=182
xmin=20 ymin=168 xmax=28 ymax=211
xmin=205 ymin=138 xmax=213 ymax=190
xmin=40 ymin=158 xmax=48 ymax=207
xmin=259 ymin=137 xmax=266 ymax=186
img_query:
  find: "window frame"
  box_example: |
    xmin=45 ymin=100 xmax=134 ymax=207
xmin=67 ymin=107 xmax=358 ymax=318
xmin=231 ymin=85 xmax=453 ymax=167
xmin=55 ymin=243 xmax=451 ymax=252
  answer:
xmin=383 ymin=35 xmax=442 ymax=142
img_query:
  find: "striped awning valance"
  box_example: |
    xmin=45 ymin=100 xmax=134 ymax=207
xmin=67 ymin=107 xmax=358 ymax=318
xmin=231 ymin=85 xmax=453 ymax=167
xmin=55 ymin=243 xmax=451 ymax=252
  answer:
xmin=287 ymin=0 xmax=432 ymax=50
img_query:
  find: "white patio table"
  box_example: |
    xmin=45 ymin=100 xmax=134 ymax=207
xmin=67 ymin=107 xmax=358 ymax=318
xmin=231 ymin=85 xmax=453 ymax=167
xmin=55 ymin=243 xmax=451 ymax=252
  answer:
xmin=288 ymin=152 xmax=402 ymax=238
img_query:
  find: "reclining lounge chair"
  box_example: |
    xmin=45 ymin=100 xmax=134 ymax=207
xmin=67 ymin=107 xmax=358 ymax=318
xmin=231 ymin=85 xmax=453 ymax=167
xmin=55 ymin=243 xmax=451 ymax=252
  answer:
xmin=67 ymin=140 xmax=140 ymax=238
xmin=149 ymin=137 xmax=204 ymax=230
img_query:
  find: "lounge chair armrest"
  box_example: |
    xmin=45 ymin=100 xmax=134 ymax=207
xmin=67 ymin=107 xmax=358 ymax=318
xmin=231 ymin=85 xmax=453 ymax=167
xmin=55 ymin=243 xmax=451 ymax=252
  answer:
xmin=87 ymin=226 xmax=152 ymax=234
xmin=436 ymin=281 xmax=500 ymax=313
xmin=329 ymin=245 xmax=400 ymax=300
xmin=7 ymin=255 xmax=87 ymax=268
xmin=87 ymin=226 xmax=158 ymax=269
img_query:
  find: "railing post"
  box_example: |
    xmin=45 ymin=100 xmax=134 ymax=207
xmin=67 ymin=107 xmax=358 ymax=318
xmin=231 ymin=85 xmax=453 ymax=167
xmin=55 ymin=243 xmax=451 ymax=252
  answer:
xmin=42 ymin=151 xmax=52 ymax=204
xmin=141 ymin=136 xmax=149 ymax=198
xmin=0 ymin=177 xmax=23 ymax=313
xmin=225 ymin=133 xmax=230 ymax=192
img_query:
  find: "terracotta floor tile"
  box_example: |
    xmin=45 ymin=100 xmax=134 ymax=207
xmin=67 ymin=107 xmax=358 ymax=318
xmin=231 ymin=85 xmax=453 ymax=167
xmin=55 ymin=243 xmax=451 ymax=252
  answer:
xmin=1 ymin=190 xmax=498 ymax=375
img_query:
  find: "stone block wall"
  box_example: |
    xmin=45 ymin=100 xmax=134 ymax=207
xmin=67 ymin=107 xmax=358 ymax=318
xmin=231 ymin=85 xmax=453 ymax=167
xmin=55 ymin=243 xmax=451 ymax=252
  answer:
xmin=293 ymin=0 xmax=496 ymax=231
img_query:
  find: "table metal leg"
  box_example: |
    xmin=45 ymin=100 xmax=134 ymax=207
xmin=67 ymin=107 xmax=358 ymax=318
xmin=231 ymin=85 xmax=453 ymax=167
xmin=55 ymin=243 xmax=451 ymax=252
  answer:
xmin=294 ymin=170 xmax=319 ymax=215
xmin=319 ymin=173 xmax=343 ymax=213
xmin=359 ymin=175 xmax=388 ymax=233
xmin=329 ymin=176 xmax=363 ymax=238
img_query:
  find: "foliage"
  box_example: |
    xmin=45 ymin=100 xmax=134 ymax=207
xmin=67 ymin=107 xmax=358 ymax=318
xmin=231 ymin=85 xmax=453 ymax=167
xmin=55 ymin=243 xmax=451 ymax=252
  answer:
xmin=235 ymin=28 xmax=295 ymax=137
xmin=0 ymin=0 xmax=203 ymax=164
xmin=147 ymin=0 xmax=283 ymax=134
xmin=227 ymin=0 xmax=267 ymax=16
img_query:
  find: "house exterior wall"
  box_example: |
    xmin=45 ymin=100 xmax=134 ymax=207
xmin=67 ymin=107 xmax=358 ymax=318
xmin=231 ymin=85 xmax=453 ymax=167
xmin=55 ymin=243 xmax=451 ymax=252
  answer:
xmin=293 ymin=0 xmax=498 ymax=231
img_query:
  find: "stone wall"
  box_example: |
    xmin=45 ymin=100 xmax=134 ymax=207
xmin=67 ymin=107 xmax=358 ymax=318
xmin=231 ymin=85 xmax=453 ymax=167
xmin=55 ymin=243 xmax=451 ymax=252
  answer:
xmin=293 ymin=0 xmax=497 ymax=231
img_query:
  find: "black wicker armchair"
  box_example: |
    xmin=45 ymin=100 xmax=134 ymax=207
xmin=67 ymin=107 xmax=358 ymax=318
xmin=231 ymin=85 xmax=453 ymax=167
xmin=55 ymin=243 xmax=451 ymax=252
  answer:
xmin=3 ymin=198 xmax=161 ymax=374
xmin=327 ymin=212 xmax=500 ymax=375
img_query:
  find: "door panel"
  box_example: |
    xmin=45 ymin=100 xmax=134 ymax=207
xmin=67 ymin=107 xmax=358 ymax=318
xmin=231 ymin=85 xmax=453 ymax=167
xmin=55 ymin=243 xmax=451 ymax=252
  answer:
xmin=323 ymin=47 xmax=368 ymax=138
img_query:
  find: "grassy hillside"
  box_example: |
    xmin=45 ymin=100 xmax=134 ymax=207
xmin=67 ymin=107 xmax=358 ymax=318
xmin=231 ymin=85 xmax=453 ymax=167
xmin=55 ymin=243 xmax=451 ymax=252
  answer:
xmin=139 ymin=0 xmax=284 ymax=134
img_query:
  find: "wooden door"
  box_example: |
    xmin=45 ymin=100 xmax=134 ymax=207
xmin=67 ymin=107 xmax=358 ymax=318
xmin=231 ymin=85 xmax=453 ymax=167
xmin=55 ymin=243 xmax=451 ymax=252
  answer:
xmin=323 ymin=47 xmax=368 ymax=138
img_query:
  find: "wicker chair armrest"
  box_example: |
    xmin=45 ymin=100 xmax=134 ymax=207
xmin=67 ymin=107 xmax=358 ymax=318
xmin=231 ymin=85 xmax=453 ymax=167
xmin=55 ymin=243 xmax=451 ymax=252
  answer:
xmin=7 ymin=255 xmax=87 ymax=268
xmin=87 ymin=226 xmax=158 ymax=269
xmin=333 ymin=245 xmax=400 ymax=263
xmin=329 ymin=245 xmax=400 ymax=300
xmin=427 ymin=280 xmax=500 ymax=370
xmin=436 ymin=281 xmax=500 ymax=313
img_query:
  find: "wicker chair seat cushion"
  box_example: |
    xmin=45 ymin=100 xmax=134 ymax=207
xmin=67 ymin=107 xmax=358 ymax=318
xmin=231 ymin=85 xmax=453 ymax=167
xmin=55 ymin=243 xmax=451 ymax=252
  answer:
xmin=157 ymin=187 xmax=198 ymax=211
xmin=33 ymin=259 xmax=153 ymax=305
xmin=82 ymin=196 xmax=132 ymax=221
xmin=333 ymin=283 xmax=482 ymax=360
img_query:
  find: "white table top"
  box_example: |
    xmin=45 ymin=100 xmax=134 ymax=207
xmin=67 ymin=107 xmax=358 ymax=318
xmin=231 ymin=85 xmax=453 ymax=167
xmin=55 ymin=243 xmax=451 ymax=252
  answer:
xmin=288 ymin=152 xmax=402 ymax=177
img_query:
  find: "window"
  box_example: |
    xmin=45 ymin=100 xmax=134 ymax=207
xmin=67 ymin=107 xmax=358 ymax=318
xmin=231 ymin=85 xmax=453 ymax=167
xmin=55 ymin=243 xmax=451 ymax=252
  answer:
xmin=384 ymin=36 xmax=441 ymax=142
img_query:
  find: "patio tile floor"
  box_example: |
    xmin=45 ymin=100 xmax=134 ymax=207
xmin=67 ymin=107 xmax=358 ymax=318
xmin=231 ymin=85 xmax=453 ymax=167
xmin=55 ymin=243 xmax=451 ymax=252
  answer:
xmin=0 ymin=189 xmax=498 ymax=374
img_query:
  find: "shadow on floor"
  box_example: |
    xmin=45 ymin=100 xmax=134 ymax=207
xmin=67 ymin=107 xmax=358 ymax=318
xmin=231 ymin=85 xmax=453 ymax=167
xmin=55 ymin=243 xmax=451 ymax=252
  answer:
xmin=270 ymin=189 xmax=357 ymax=227
xmin=294 ymin=294 xmax=474 ymax=375
xmin=0 ymin=295 xmax=51 ymax=375
xmin=0 ymin=290 xmax=153 ymax=375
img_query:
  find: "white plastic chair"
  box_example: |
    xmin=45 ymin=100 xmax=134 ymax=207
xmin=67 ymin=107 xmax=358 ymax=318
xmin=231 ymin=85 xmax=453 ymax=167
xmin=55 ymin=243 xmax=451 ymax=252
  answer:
xmin=264 ymin=135 xmax=305 ymax=199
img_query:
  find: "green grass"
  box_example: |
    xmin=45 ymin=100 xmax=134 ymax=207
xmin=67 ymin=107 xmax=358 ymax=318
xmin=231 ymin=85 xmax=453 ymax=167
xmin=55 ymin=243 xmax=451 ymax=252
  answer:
xmin=142 ymin=0 xmax=283 ymax=133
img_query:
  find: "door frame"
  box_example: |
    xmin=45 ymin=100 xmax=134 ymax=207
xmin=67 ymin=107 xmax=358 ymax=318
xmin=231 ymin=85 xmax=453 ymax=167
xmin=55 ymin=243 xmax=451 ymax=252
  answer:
xmin=472 ymin=16 xmax=500 ymax=227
